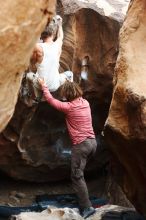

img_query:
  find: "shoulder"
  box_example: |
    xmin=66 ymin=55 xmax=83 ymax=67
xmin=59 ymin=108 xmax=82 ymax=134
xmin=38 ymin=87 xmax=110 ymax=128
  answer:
xmin=33 ymin=43 xmax=43 ymax=54
xmin=36 ymin=43 xmax=44 ymax=50
xmin=31 ymin=43 xmax=44 ymax=63
xmin=81 ymin=97 xmax=90 ymax=106
xmin=54 ymin=38 xmax=63 ymax=48
xmin=81 ymin=97 xmax=88 ymax=102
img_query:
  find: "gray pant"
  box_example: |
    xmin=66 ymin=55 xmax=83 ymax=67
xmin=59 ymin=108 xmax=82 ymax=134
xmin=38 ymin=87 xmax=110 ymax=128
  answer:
xmin=71 ymin=138 xmax=97 ymax=209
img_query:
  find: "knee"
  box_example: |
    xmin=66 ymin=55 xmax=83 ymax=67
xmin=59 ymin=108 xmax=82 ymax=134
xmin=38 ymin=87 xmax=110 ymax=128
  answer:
xmin=71 ymin=167 xmax=83 ymax=181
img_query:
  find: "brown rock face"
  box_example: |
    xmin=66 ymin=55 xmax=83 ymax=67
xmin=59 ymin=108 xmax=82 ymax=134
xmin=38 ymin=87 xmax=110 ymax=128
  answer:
xmin=0 ymin=2 xmax=120 ymax=182
xmin=0 ymin=0 xmax=56 ymax=132
xmin=105 ymin=0 xmax=146 ymax=216
xmin=61 ymin=6 xmax=120 ymax=132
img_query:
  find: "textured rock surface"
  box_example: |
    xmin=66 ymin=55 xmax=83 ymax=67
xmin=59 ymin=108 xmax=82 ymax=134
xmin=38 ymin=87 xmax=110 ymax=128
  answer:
xmin=60 ymin=0 xmax=130 ymax=22
xmin=1 ymin=0 xmax=146 ymax=217
xmin=105 ymin=0 xmax=146 ymax=216
xmin=12 ymin=205 xmax=143 ymax=220
xmin=0 ymin=100 xmax=109 ymax=182
xmin=0 ymin=0 xmax=56 ymax=132
xmin=0 ymin=1 xmax=120 ymax=181
xmin=12 ymin=207 xmax=83 ymax=220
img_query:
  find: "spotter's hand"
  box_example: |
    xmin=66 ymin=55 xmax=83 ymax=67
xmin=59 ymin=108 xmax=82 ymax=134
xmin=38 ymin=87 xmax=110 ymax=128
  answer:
xmin=38 ymin=78 xmax=46 ymax=87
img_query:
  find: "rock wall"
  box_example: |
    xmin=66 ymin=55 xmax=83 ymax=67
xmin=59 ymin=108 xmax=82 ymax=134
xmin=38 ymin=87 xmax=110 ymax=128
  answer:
xmin=0 ymin=1 xmax=120 ymax=182
xmin=60 ymin=0 xmax=130 ymax=22
xmin=0 ymin=0 xmax=56 ymax=132
xmin=1 ymin=0 xmax=146 ymax=216
xmin=105 ymin=0 xmax=146 ymax=216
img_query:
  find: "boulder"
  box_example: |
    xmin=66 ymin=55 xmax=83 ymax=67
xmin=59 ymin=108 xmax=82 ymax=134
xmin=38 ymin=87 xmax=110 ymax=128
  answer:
xmin=105 ymin=0 xmax=146 ymax=217
xmin=0 ymin=1 xmax=120 ymax=181
xmin=0 ymin=0 xmax=56 ymax=132
xmin=11 ymin=207 xmax=83 ymax=220
xmin=12 ymin=205 xmax=143 ymax=220
xmin=60 ymin=0 xmax=130 ymax=22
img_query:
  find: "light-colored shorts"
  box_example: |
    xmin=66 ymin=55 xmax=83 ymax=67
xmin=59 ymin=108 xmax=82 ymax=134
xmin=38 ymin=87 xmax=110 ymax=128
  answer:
xmin=26 ymin=70 xmax=74 ymax=96
xmin=59 ymin=71 xmax=73 ymax=86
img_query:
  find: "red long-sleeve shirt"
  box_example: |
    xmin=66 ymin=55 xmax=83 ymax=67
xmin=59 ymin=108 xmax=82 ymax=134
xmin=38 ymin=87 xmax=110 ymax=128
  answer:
xmin=42 ymin=85 xmax=95 ymax=145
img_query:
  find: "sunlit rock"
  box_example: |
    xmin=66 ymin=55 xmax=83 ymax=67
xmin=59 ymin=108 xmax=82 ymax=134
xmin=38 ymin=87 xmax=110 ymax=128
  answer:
xmin=105 ymin=0 xmax=146 ymax=216
xmin=0 ymin=0 xmax=56 ymax=132
xmin=60 ymin=0 xmax=130 ymax=22
xmin=12 ymin=207 xmax=83 ymax=220
xmin=12 ymin=205 xmax=143 ymax=220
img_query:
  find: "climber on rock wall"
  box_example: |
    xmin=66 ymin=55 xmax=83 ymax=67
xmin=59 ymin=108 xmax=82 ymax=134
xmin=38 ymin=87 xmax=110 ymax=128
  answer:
xmin=38 ymin=78 xmax=97 ymax=219
xmin=21 ymin=15 xmax=73 ymax=106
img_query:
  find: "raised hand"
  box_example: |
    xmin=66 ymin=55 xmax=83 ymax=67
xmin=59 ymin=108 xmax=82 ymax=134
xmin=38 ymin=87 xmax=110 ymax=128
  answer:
xmin=38 ymin=77 xmax=46 ymax=87
xmin=56 ymin=15 xmax=62 ymax=25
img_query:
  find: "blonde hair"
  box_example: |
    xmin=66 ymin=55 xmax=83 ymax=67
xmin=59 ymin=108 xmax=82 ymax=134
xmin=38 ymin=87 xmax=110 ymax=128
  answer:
xmin=60 ymin=81 xmax=83 ymax=101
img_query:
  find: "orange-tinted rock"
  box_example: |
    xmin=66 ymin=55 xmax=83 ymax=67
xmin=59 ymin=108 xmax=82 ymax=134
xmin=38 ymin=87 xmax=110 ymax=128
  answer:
xmin=105 ymin=0 xmax=146 ymax=216
xmin=0 ymin=2 xmax=119 ymax=182
xmin=0 ymin=0 xmax=56 ymax=132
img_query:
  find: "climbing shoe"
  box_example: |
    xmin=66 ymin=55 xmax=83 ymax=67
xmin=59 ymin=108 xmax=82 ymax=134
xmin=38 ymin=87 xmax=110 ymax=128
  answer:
xmin=81 ymin=207 xmax=96 ymax=219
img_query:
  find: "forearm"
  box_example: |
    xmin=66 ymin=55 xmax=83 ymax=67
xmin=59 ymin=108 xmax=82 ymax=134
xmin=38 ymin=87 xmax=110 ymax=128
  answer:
xmin=57 ymin=24 xmax=63 ymax=41
xmin=42 ymin=85 xmax=69 ymax=112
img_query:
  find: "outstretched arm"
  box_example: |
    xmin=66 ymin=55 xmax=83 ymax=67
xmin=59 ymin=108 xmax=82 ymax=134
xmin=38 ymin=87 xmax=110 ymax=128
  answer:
xmin=56 ymin=15 xmax=64 ymax=42
xmin=38 ymin=78 xmax=70 ymax=113
xmin=55 ymin=16 xmax=64 ymax=56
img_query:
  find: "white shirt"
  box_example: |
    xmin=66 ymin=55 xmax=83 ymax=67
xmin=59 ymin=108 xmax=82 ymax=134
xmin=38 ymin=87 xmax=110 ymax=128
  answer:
xmin=36 ymin=42 xmax=61 ymax=92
